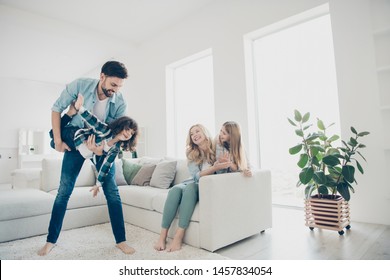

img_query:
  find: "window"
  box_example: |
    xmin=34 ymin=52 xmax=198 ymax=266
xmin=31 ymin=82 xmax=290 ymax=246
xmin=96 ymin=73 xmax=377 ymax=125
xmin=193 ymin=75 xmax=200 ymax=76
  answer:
xmin=166 ymin=49 xmax=215 ymax=158
xmin=244 ymin=5 xmax=341 ymax=206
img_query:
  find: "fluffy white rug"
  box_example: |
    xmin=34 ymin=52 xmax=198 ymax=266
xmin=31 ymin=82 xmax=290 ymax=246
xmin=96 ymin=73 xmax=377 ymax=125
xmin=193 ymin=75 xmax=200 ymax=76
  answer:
xmin=0 ymin=223 xmax=228 ymax=260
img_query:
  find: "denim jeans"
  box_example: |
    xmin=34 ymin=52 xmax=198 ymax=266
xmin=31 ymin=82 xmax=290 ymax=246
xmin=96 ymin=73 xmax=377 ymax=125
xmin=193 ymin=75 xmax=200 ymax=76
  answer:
xmin=161 ymin=182 xmax=199 ymax=229
xmin=46 ymin=150 xmax=126 ymax=244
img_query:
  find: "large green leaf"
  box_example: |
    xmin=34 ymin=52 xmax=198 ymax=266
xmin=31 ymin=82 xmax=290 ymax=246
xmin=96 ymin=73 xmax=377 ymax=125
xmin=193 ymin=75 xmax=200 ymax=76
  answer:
xmin=287 ymin=118 xmax=297 ymax=127
xmin=317 ymin=119 xmax=325 ymax=130
xmin=300 ymin=167 xmax=314 ymax=184
xmin=356 ymin=160 xmax=364 ymax=174
xmin=322 ymin=155 xmax=340 ymax=166
xmin=351 ymin=127 xmax=357 ymax=134
xmin=289 ymin=144 xmax=303 ymax=155
xmin=318 ymin=185 xmax=329 ymax=195
xmin=358 ymin=131 xmax=370 ymax=137
xmin=297 ymin=154 xmax=309 ymax=168
xmin=295 ymin=129 xmax=304 ymax=137
xmin=342 ymin=165 xmax=355 ymax=183
xmin=294 ymin=110 xmax=302 ymax=122
xmin=349 ymin=137 xmax=358 ymax=147
xmin=337 ymin=182 xmax=351 ymax=201
xmin=302 ymin=112 xmax=310 ymax=123
xmin=327 ymin=135 xmax=340 ymax=142
xmin=313 ymin=171 xmax=327 ymax=185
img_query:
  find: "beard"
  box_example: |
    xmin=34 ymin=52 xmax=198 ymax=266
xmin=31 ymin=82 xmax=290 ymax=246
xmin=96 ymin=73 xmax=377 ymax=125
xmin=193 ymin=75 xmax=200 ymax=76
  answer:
xmin=101 ymin=86 xmax=113 ymax=98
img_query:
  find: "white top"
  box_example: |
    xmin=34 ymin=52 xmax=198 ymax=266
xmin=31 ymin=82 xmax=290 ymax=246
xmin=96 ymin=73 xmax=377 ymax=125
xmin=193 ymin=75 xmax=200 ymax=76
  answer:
xmin=93 ymin=92 xmax=109 ymax=121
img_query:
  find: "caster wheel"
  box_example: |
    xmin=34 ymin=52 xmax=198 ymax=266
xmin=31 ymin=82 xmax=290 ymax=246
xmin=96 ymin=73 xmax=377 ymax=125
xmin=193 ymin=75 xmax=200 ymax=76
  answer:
xmin=346 ymin=225 xmax=351 ymax=230
xmin=338 ymin=230 xmax=344 ymax=235
xmin=309 ymin=227 xmax=314 ymax=231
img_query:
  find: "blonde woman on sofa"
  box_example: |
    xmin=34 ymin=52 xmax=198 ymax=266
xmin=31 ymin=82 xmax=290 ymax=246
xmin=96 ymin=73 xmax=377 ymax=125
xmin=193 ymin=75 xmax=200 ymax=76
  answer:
xmin=215 ymin=121 xmax=252 ymax=177
xmin=154 ymin=124 xmax=231 ymax=252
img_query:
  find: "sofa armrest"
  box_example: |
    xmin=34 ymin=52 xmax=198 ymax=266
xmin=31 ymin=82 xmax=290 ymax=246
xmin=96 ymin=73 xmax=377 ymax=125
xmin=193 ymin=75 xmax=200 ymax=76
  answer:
xmin=11 ymin=168 xmax=42 ymax=189
xmin=198 ymin=170 xmax=272 ymax=252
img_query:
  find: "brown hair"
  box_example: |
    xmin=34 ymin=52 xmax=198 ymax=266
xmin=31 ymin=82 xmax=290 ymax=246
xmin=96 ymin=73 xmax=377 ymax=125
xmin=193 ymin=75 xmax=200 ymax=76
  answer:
xmin=108 ymin=116 xmax=138 ymax=152
xmin=218 ymin=121 xmax=248 ymax=170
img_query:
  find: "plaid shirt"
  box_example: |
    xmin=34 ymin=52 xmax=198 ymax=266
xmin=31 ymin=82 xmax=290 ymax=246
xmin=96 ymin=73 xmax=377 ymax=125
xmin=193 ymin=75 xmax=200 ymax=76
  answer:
xmin=74 ymin=107 xmax=120 ymax=187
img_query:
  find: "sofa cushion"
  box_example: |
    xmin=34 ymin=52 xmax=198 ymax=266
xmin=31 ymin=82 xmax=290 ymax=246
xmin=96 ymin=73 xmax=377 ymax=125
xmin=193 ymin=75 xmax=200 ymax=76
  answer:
xmin=92 ymin=160 xmax=127 ymax=186
xmin=131 ymin=164 xmax=156 ymax=186
xmin=119 ymin=185 xmax=168 ymax=210
xmin=41 ymin=158 xmax=96 ymax=192
xmin=0 ymin=189 xmax=54 ymax=221
xmin=122 ymin=159 xmax=142 ymax=185
xmin=49 ymin=187 xmax=107 ymax=209
xmin=150 ymin=160 xmax=177 ymax=189
xmin=171 ymin=158 xmax=191 ymax=185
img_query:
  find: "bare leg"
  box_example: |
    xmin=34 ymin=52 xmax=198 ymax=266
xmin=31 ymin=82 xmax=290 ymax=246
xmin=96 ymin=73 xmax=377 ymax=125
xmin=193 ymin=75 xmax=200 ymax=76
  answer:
xmin=116 ymin=241 xmax=135 ymax=254
xmin=154 ymin=228 xmax=168 ymax=251
xmin=167 ymin=227 xmax=185 ymax=252
xmin=37 ymin=242 xmax=56 ymax=256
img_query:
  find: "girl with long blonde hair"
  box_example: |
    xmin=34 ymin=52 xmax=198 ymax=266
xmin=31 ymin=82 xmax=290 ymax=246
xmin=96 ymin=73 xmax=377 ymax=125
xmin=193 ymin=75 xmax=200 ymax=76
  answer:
xmin=154 ymin=124 xmax=230 ymax=252
xmin=216 ymin=121 xmax=252 ymax=177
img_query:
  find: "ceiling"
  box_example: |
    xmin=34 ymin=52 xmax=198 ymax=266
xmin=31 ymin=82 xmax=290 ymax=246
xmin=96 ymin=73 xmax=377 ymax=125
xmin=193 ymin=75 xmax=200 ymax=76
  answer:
xmin=0 ymin=0 xmax=216 ymax=84
xmin=0 ymin=0 xmax=215 ymax=44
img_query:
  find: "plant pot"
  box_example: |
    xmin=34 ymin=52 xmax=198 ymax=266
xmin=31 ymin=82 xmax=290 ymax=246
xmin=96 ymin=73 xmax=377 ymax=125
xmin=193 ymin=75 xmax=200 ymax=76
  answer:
xmin=305 ymin=195 xmax=351 ymax=235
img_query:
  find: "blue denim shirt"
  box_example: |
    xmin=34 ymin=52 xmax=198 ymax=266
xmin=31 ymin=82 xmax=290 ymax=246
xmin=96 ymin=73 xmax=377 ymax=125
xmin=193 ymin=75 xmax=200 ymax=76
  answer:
xmin=185 ymin=160 xmax=213 ymax=184
xmin=52 ymin=78 xmax=127 ymax=128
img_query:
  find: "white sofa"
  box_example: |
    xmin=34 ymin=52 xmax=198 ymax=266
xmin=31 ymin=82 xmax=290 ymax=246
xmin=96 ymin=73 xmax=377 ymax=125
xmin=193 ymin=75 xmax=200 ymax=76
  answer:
xmin=0 ymin=156 xmax=272 ymax=252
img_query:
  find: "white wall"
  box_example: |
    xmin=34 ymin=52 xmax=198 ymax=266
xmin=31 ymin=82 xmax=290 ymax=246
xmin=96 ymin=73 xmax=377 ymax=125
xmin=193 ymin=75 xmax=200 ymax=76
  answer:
xmin=132 ymin=0 xmax=328 ymax=158
xmin=329 ymin=0 xmax=390 ymax=225
xmin=0 ymin=4 xmax=138 ymax=182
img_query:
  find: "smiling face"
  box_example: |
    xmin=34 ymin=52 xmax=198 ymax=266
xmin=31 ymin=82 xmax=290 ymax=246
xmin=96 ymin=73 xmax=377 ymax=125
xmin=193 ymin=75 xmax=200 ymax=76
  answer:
xmin=190 ymin=125 xmax=206 ymax=146
xmin=219 ymin=125 xmax=231 ymax=144
xmin=120 ymin=128 xmax=135 ymax=141
xmin=99 ymin=73 xmax=124 ymax=98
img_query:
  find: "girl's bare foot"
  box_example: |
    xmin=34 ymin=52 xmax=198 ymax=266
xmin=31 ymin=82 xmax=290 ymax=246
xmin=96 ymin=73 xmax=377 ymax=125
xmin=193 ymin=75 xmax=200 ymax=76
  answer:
xmin=37 ymin=242 xmax=56 ymax=256
xmin=154 ymin=228 xmax=168 ymax=251
xmin=167 ymin=228 xmax=185 ymax=252
xmin=116 ymin=241 xmax=135 ymax=254
xmin=154 ymin=237 xmax=166 ymax=251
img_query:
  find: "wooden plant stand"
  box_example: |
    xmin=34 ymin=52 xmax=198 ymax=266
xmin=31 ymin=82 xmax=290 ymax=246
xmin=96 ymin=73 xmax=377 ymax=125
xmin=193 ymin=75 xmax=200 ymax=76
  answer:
xmin=305 ymin=195 xmax=351 ymax=235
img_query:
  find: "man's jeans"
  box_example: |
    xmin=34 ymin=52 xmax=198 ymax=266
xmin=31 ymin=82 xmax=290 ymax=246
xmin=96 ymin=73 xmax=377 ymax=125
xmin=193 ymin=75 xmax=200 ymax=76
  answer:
xmin=46 ymin=150 xmax=126 ymax=244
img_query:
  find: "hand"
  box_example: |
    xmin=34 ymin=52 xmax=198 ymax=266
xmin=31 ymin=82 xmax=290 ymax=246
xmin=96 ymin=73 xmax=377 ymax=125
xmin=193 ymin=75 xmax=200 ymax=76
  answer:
xmin=90 ymin=185 xmax=100 ymax=197
xmin=213 ymin=160 xmax=231 ymax=171
xmin=74 ymin=93 xmax=84 ymax=111
xmin=218 ymin=152 xmax=230 ymax=163
xmin=243 ymin=169 xmax=252 ymax=177
xmin=54 ymin=140 xmax=71 ymax=153
xmin=86 ymin=135 xmax=104 ymax=155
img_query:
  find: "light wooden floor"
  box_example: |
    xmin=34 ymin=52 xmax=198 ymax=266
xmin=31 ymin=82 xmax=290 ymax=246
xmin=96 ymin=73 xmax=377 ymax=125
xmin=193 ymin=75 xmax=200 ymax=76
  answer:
xmin=216 ymin=205 xmax=390 ymax=260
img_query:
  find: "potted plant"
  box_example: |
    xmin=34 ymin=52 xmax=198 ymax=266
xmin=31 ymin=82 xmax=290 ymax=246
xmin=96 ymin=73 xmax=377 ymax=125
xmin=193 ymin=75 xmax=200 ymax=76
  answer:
xmin=288 ymin=109 xmax=369 ymax=234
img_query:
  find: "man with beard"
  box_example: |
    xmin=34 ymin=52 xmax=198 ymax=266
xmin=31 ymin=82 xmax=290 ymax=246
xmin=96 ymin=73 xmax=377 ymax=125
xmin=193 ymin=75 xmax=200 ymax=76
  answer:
xmin=38 ymin=61 xmax=135 ymax=256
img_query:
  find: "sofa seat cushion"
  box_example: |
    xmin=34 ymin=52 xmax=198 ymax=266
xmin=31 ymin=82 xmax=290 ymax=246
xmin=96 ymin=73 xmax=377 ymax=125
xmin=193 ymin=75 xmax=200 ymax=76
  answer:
xmin=0 ymin=189 xmax=54 ymax=221
xmin=49 ymin=187 xmax=107 ymax=209
xmin=151 ymin=192 xmax=200 ymax=222
xmin=119 ymin=185 xmax=168 ymax=210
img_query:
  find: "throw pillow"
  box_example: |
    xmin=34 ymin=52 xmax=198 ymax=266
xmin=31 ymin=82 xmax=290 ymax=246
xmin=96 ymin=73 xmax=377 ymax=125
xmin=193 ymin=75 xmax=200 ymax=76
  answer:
xmin=150 ymin=160 xmax=177 ymax=189
xmin=122 ymin=159 xmax=143 ymax=185
xmin=114 ymin=160 xmax=127 ymax=186
xmin=131 ymin=164 xmax=157 ymax=186
xmin=91 ymin=160 xmax=127 ymax=186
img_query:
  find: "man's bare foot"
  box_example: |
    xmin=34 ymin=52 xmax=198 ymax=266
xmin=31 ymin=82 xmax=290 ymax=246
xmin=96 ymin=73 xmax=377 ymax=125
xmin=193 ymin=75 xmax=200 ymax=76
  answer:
xmin=154 ymin=237 xmax=166 ymax=251
xmin=37 ymin=242 xmax=55 ymax=256
xmin=116 ymin=242 xmax=135 ymax=254
xmin=167 ymin=228 xmax=185 ymax=252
